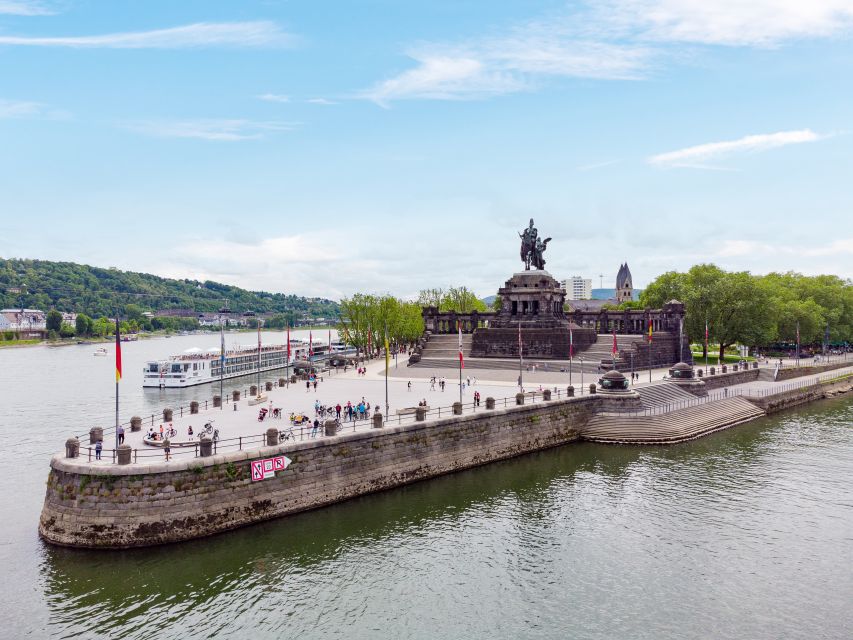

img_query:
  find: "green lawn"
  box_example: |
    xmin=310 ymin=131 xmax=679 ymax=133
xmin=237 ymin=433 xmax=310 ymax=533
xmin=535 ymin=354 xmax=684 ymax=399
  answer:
xmin=0 ymin=339 xmax=42 ymax=348
xmin=691 ymin=352 xmax=754 ymax=364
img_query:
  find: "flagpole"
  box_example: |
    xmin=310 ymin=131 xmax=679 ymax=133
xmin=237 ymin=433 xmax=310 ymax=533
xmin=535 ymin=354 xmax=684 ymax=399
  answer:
xmin=286 ymin=325 xmax=290 ymax=388
xmin=384 ymin=321 xmax=389 ymax=420
xmin=648 ymin=317 xmax=652 ymax=383
xmin=569 ymin=326 xmax=573 ymax=387
xmin=458 ymin=321 xmax=463 ymax=405
xmin=219 ymin=308 xmax=225 ymax=409
xmin=115 ymin=314 xmax=120 ymax=452
xmin=705 ymin=316 xmax=708 ymax=372
xmin=796 ymin=320 xmax=800 ymax=367
xmin=518 ymin=323 xmax=523 ymax=391
xmin=257 ymin=319 xmax=261 ymax=395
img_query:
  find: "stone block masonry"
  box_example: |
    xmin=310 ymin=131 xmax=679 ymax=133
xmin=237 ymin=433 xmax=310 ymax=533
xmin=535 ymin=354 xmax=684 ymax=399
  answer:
xmin=39 ymin=397 xmax=597 ymax=548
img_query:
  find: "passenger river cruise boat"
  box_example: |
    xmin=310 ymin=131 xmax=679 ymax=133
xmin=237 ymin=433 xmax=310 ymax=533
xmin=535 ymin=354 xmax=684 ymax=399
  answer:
xmin=142 ymin=339 xmax=352 ymax=388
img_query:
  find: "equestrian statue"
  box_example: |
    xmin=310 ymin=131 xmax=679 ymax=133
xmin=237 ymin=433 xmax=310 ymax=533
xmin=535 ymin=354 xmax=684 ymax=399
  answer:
xmin=518 ymin=218 xmax=551 ymax=270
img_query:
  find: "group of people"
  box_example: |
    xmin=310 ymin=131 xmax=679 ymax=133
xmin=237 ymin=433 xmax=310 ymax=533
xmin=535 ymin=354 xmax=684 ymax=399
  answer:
xmin=305 ymin=374 xmax=320 ymax=392
xmin=146 ymin=423 xmax=176 ymax=442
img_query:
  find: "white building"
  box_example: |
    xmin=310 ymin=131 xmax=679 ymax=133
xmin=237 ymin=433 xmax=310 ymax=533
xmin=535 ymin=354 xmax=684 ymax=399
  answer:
xmin=560 ymin=277 xmax=592 ymax=301
xmin=0 ymin=308 xmax=47 ymax=331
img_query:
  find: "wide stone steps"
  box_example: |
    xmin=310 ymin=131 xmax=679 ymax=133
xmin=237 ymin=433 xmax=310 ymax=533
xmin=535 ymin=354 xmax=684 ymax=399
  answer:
xmin=580 ymin=397 xmax=765 ymax=444
xmin=419 ymin=335 xmax=473 ymax=359
xmin=413 ymin=357 xmax=603 ymax=373
xmin=635 ymin=383 xmax=697 ymax=409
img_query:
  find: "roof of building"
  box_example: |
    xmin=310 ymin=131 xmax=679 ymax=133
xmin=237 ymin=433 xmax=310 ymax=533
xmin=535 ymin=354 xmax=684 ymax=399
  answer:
xmin=616 ymin=263 xmax=633 ymax=290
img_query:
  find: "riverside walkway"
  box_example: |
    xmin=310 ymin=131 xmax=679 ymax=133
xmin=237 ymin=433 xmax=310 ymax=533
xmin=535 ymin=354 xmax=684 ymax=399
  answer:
xmin=68 ymin=356 xmax=853 ymax=464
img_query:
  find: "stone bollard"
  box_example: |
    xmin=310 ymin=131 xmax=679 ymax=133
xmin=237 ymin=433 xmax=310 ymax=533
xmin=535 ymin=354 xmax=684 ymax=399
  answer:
xmin=453 ymin=402 xmax=462 ymax=415
xmin=486 ymin=397 xmax=495 ymax=410
xmin=233 ymin=390 xmax=241 ymax=402
xmin=65 ymin=437 xmax=80 ymax=458
xmin=722 ymin=365 xmax=728 ymax=373
xmin=130 ymin=416 xmax=142 ymax=432
xmin=732 ymin=364 xmax=738 ymax=372
xmin=589 ymin=383 xmax=597 ymax=394
xmin=291 ymin=375 xmax=297 ymax=384
xmin=117 ymin=444 xmax=132 ymax=465
xmin=416 ymin=406 xmax=427 ymax=421
xmin=199 ymin=436 xmax=213 ymax=457
xmin=516 ymin=393 xmax=525 ymax=405
xmin=265 ymin=381 xmax=273 ymax=392
xmin=543 ymin=389 xmax=552 ymax=401
xmin=213 ymin=395 xmax=222 ymax=408
xmin=250 ymin=385 xmax=258 ymax=397
xmin=328 ymin=419 xmax=341 ymax=435
xmin=279 ymin=378 xmax=286 ymax=387
xmin=372 ymin=413 xmax=383 ymax=429
xmin=163 ymin=408 xmax=173 ymax=422
xmin=753 ymin=362 xmax=758 ymax=369
xmin=567 ymin=386 xmax=575 ymax=397
xmin=190 ymin=401 xmax=199 ymax=414
xmin=266 ymin=428 xmax=278 ymax=446
xmin=89 ymin=426 xmax=103 ymax=444
xmin=710 ymin=367 xmax=716 ymax=375
xmin=697 ymin=369 xmax=703 ymax=377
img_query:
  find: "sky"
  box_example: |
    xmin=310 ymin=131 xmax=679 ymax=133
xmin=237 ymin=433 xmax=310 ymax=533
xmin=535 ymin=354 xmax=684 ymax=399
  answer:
xmin=1 ymin=0 xmax=852 ymax=301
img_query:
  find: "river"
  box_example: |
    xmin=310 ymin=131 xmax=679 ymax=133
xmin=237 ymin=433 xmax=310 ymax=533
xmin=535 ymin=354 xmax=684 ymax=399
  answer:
xmin=1 ymin=334 xmax=851 ymax=639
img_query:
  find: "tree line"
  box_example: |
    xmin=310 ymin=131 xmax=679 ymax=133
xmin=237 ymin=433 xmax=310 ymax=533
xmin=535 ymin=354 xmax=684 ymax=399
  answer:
xmin=640 ymin=264 xmax=853 ymax=359
xmin=0 ymin=258 xmax=338 ymax=319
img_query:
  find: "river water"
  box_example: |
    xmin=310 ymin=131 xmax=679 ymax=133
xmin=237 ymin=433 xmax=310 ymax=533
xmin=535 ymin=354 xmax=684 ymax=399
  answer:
xmin=1 ymin=334 xmax=851 ymax=639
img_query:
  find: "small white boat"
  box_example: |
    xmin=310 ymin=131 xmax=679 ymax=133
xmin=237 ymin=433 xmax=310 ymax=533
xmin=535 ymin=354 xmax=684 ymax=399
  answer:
xmin=93 ymin=347 xmax=108 ymax=357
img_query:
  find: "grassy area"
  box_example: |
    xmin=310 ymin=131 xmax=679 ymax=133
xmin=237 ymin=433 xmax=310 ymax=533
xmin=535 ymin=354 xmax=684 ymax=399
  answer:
xmin=0 ymin=339 xmax=42 ymax=348
xmin=691 ymin=352 xmax=755 ymax=364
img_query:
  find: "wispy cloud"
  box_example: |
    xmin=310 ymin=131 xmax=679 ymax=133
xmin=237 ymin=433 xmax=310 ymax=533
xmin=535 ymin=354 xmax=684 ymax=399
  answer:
xmin=0 ymin=97 xmax=67 ymax=119
xmin=306 ymin=98 xmax=337 ymax=105
xmin=577 ymin=159 xmax=621 ymax=171
xmin=717 ymin=237 xmax=853 ymax=258
xmin=364 ymin=16 xmax=653 ymax=105
xmin=596 ymin=0 xmax=853 ymax=47
xmin=125 ymin=119 xmax=299 ymax=141
xmin=647 ymin=129 xmax=826 ymax=168
xmin=0 ymin=0 xmax=53 ymax=15
xmin=257 ymin=93 xmax=290 ymax=103
xmin=0 ymin=21 xmax=293 ymax=48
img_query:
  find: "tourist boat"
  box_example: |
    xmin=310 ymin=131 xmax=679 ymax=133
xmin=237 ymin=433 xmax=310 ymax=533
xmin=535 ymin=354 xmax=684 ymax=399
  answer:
xmin=93 ymin=347 xmax=108 ymax=357
xmin=141 ymin=342 xmax=355 ymax=388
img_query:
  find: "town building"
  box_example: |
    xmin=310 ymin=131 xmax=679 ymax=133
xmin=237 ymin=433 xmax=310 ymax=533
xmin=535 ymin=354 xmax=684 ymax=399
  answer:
xmin=560 ymin=276 xmax=592 ymax=301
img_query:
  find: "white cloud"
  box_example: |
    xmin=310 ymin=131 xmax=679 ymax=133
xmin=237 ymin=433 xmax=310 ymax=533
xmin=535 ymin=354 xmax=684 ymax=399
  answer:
xmin=364 ymin=17 xmax=652 ymax=104
xmin=306 ymin=98 xmax=337 ymax=105
xmin=125 ymin=119 xmax=299 ymax=141
xmin=257 ymin=93 xmax=290 ymax=103
xmin=597 ymin=0 xmax=853 ymax=47
xmin=717 ymin=237 xmax=853 ymax=258
xmin=0 ymin=21 xmax=292 ymax=48
xmin=647 ymin=129 xmax=826 ymax=168
xmin=0 ymin=1 xmax=53 ymax=15
xmin=0 ymin=97 xmax=67 ymax=119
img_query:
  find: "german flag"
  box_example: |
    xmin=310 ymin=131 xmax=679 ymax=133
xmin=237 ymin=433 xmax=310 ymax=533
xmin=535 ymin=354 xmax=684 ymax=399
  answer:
xmin=115 ymin=317 xmax=122 ymax=382
xmin=648 ymin=318 xmax=653 ymax=344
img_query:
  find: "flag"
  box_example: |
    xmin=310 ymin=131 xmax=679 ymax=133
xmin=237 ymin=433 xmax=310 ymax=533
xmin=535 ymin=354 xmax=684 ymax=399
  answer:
xmin=309 ymin=330 xmax=313 ymax=356
xmin=569 ymin=327 xmax=574 ymax=359
xmin=368 ymin=327 xmax=372 ymax=355
xmin=328 ymin=329 xmax=332 ymax=356
xmin=796 ymin=321 xmax=800 ymax=344
xmin=286 ymin=326 xmax=291 ymax=360
xmin=257 ymin=320 xmax=261 ymax=351
xmin=705 ymin=320 xmax=709 ymax=345
xmin=220 ymin=322 xmax=225 ymax=364
xmin=648 ymin=318 xmax=653 ymax=343
xmin=384 ymin=327 xmax=390 ymax=374
xmin=458 ymin=321 xmax=464 ymax=369
xmin=115 ymin=317 xmax=122 ymax=382
xmin=611 ymin=330 xmax=618 ymax=357
xmin=518 ymin=324 xmax=522 ymax=358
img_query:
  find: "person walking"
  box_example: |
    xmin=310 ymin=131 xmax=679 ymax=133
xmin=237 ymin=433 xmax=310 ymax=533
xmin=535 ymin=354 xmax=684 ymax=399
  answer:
xmin=117 ymin=425 xmax=125 ymax=445
xmin=312 ymin=419 xmax=320 ymax=438
xmin=306 ymin=379 xmax=310 ymax=392
xmin=408 ymin=381 xmax=412 ymax=392
xmin=164 ymin=438 xmax=171 ymax=461
xmin=95 ymin=440 xmax=102 ymax=460
xmin=335 ymin=403 xmax=341 ymax=419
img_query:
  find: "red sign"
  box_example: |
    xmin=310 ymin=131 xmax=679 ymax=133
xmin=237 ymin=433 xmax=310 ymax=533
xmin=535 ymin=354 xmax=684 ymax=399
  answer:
xmin=251 ymin=455 xmax=293 ymax=482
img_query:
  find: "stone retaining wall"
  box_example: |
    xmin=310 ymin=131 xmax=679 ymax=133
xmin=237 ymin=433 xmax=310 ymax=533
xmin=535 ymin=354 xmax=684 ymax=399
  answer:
xmin=701 ymin=368 xmax=760 ymax=390
xmin=748 ymin=375 xmax=853 ymax=414
xmin=39 ymin=397 xmax=597 ymax=548
xmin=774 ymin=361 xmax=851 ymax=381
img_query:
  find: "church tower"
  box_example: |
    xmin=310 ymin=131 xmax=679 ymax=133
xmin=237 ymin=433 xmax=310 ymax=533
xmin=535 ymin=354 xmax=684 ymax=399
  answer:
xmin=615 ymin=263 xmax=633 ymax=303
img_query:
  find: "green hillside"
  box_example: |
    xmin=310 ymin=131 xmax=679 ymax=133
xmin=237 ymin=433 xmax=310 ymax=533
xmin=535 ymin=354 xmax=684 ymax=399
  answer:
xmin=0 ymin=258 xmax=338 ymax=319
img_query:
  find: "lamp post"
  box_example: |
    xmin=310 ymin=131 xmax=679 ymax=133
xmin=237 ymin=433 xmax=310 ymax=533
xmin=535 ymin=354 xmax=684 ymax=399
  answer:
xmin=629 ymin=352 xmax=634 ymax=385
xmin=580 ymin=356 xmax=584 ymax=394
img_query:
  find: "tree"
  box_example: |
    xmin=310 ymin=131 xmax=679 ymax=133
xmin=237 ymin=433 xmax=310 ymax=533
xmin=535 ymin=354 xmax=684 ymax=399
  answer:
xmin=492 ymin=295 xmax=502 ymax=312
xmin=75 ymin=313 xmax=93 ymax=336
xmin=59 ymin=323 xmax=76 ymax=338
xmin=417 ymin=288 xmax=444 ymax=308
xmin=439 ymin=286 xmax=486 ymax=313
xmin=710 ymin=271 xmax=774 ymax=361
xmin=46 ymin=309 xmax=63 ymax=333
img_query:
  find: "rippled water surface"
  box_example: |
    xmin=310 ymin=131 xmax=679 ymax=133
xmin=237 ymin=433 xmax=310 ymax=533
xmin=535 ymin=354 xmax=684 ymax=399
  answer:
xmin=1 ymin=337 xmax=852 ymax=639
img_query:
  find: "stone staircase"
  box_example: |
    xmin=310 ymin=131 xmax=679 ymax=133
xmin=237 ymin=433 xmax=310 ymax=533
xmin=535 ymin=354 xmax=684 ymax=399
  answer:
xmin=635 ymin=382 xmax=696 ymax=409
xmin=580 ymin=397 xmax=765 ymax=444
xmin=411 ymin=333 xmax=640 ymax=372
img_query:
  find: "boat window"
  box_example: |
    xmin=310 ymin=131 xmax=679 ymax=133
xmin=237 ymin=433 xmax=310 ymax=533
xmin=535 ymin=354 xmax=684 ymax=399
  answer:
xmin=171 ymin=364 xmax=182 ymax=373
xmin=148 ymin=363 xmax=159 ymax=372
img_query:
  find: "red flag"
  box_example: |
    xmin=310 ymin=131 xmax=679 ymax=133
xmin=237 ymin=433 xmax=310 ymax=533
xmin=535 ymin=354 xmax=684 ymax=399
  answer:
xmin=115 ymin=317 xmax=122 ymax=382
xmin=458 ymin=321 xmax=464 ymax=369
xmin=518 ymin=324 xmax=522 ymax=358
xmin=309 ymin=330 xmax=313 ymax=356
xmin=612 ymin=330 xmax=618 ymax=357
xmin=286 ymin=326 xmax=291 ymax=359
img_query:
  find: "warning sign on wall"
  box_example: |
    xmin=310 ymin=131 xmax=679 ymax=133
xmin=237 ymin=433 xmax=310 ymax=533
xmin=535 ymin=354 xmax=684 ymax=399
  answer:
xmin=251 ymin=455 xmax=293 ymax=482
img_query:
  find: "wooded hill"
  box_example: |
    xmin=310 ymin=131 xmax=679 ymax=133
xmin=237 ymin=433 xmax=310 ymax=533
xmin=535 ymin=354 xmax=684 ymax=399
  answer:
xmin=0 ymin=258 xmax=339 ymax=319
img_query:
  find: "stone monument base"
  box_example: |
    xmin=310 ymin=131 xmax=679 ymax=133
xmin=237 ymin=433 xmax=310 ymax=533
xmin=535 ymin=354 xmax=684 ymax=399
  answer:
xmin=470 ymin=326 xmax=596 ymax=359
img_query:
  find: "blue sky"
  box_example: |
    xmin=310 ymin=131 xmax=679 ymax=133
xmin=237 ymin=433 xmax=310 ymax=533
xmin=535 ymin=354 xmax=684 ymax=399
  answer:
xmin=1 ymin=0 xmax=852 ymax=300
